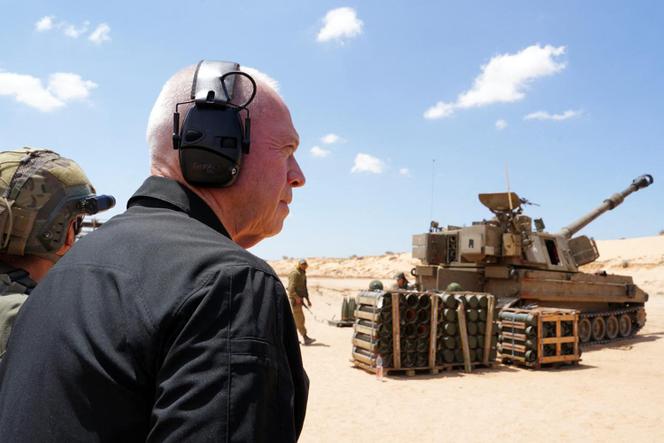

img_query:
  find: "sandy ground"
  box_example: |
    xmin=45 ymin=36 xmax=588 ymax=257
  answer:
xmin=270 ymin=235 xmax=664 ymax=442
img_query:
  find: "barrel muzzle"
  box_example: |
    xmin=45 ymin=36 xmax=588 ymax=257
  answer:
xmin=632 ymin=174 xmax=654 ymax=190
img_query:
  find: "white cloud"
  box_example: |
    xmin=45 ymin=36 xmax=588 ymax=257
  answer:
xmin=351 ymin=153 xmax=385 ymax=174
xmin=321 ymin=133 xmax=344 ymax=144
xmin=33 ymin=16 xmax=111 ymax=45
xmin=88 ymin=23 xmax=111 ymax=44
xmin=310 ymin=146 xmax=330 ymax=158
xmin=399 ymin=168 xmax=410 ymax=176
xmin=47 ymin=73 xmax=97 ymax=100
xmin=317 ymin=7 xmax=364 ymax=43
xmin=495 ymin=119 xmax=508 ymax=130
xmin=0 ymin=73 xmax=64 ymax=112
xmin=424 ymin=44 xmax=567 ymax=120
xmin=423 ymin=101 xmax=455 ymax=119
xmin=524 ymin=109 xmax=582 ymax=121
xmin=35 ymin=16 xmax=54 ymax=32
xmin=63 ymin=21 xmax=89 ymax=38
xmin=0 ymin=71 xmax=97 ymax=112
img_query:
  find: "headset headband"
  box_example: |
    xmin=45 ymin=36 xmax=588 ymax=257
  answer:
xmin=192 ymin=60 xmax=240 ymax=106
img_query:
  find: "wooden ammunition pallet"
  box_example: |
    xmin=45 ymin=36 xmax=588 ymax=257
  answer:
xmin=353 ymin=360 xmax=497 ymax=376
xmin=499 ymin=307 xmax=581 ymax=369
xmin=352 ymin=291 xmax=497 ymax=376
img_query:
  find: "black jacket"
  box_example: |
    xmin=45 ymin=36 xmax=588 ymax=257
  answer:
xmin=0 ymin=176 xmax=308 ymax=442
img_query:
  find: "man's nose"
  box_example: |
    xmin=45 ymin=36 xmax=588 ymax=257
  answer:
xmin=288 ymin=157 xmax=305 ymax=188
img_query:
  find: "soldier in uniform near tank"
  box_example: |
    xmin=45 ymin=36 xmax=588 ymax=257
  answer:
xmin=392 ymin=272 xmax=411 ymax=290
xmin=287 ymin=259 xmax=316 ymax=345
xmin=0 ymin=148 xmax=114 ymax=359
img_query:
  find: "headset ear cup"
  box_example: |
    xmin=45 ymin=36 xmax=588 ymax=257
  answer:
xmin=179 ymin=148 xmax=240 ymax=187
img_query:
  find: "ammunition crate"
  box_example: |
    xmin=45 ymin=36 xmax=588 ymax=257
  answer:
xmin=498 ymin=307 xmax=581 ymax=368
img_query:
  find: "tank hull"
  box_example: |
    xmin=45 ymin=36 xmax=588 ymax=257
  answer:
xmin=415 ymin=264 xmax=647 ymax=345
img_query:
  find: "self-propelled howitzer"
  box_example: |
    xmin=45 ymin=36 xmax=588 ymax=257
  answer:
xmin=412 ymin=175 xmax=654 ymax=344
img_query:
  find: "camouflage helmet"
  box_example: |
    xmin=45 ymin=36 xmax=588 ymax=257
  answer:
xmin=0 ymin=148 xmax=114 ymax=260
xmin=369 ymin=280 xmax=384 ymax=291
xmin=446 ymin=282 xmax=463 ymax=292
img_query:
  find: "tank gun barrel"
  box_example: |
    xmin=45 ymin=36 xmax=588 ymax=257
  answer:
xmin=557 ymin=174 xmax=654 ymax=239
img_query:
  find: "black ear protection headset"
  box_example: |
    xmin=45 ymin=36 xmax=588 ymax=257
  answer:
xmin=172 ymin=60 xmax=257 ymax=187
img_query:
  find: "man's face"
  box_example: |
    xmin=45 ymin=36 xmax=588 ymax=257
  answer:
xmin=220 ymin=89 xmax=305 ymax=248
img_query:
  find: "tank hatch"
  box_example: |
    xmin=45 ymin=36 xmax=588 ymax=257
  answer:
xmin=479 ymin=192 xmax=522 ymax=212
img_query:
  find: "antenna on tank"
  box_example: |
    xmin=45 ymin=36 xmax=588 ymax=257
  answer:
xmin=429 ymin=159 xmax=436 ymax=222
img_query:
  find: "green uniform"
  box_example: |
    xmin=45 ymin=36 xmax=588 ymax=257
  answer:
xmin=0 ymin=264 xmax=36 ymax=359
xmin=287 ymin=267 xmax=309 ymax=338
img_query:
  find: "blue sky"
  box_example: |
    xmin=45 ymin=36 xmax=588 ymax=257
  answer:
xmin=1 ymin=1 xmax=662 ymax=259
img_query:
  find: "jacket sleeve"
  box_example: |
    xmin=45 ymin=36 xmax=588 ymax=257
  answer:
xmin=148 ymin=266 xmax=307 ymax=442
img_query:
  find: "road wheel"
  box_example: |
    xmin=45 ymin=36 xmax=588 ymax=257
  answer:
xmin=591 ymin=317 xmax=606 ymax=341
xmin=579 ymin=318 xmax=592 ymax=343
xmin=619 ymin=314 xmax=633 ymax=337
xmin=606 ymin=315 xmax=619 ymax=340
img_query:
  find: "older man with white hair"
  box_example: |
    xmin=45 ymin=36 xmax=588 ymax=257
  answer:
xmin=0 ymin=61 xmax=309 ymax=442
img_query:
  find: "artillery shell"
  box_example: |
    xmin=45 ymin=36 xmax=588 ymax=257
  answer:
xmin=475 ymin=348 xmax=483 ymax=362
xmin=466 ymin=309 xmax=479 ymax=322
xmin=444 ymin=322 xmax=457 ymax=336
xmin=403 ymin=324 xmax=416 ymax=337
xmin=467 ymin=322 xmax=478 ymax=336
xmin=466 ymin=294 xmax=479 ymax=309
xmin=468 ymin=335 xmax=478 ymax=349
xmin=444 ymin=308 xmax=457 ymax=322
xmin=417 ymin=295 xmax=431 ymax=309
xmin=442 ymin=293 xmax=458 ymax=309
xmin=442 ymin=349 xmax=455 ymax=363
xmin=443 ymin=335 xmax=457 ymax=350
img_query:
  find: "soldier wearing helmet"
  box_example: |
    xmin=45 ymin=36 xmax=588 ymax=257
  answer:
xmin=0 ymin=148 xmax=114 ymax=359
xmin=392 ymin=272 xmax=411 ymax=290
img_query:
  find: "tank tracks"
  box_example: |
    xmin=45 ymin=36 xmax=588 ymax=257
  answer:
xmin=579 ymin=306 xmax=644 ymax=348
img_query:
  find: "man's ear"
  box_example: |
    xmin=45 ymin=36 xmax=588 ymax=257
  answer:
xmin=55 ymin=219 xmax=78 ymax=257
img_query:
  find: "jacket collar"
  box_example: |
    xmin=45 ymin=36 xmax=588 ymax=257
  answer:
xmin=127 ymin=176 xmax=230 ymax=238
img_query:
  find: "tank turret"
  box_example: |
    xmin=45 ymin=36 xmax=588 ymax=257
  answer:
xmin=412 ymin=174 xmax=654 ymax=345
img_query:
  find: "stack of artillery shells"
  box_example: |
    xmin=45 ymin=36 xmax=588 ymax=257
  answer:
xmin=497 ymin=310 xmax=539 ymax=363
xmin=441 ymin=293 xmax=499 ymax=364
xmin=341 ymin=296 xmax=358 ymax=322
xmin=435 ymin=293 xmax=460 ymax=365
xmin=399 ymin=293 xmax=431 ymax=368
xmin=352 ymin=290 xmax=393 ymax=368
xmin=498 ymin=308 xmax=580 ymax=368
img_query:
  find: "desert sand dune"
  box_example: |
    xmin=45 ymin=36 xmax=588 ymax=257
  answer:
xmin=269 ymin=235 xmax=664 ymax=442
